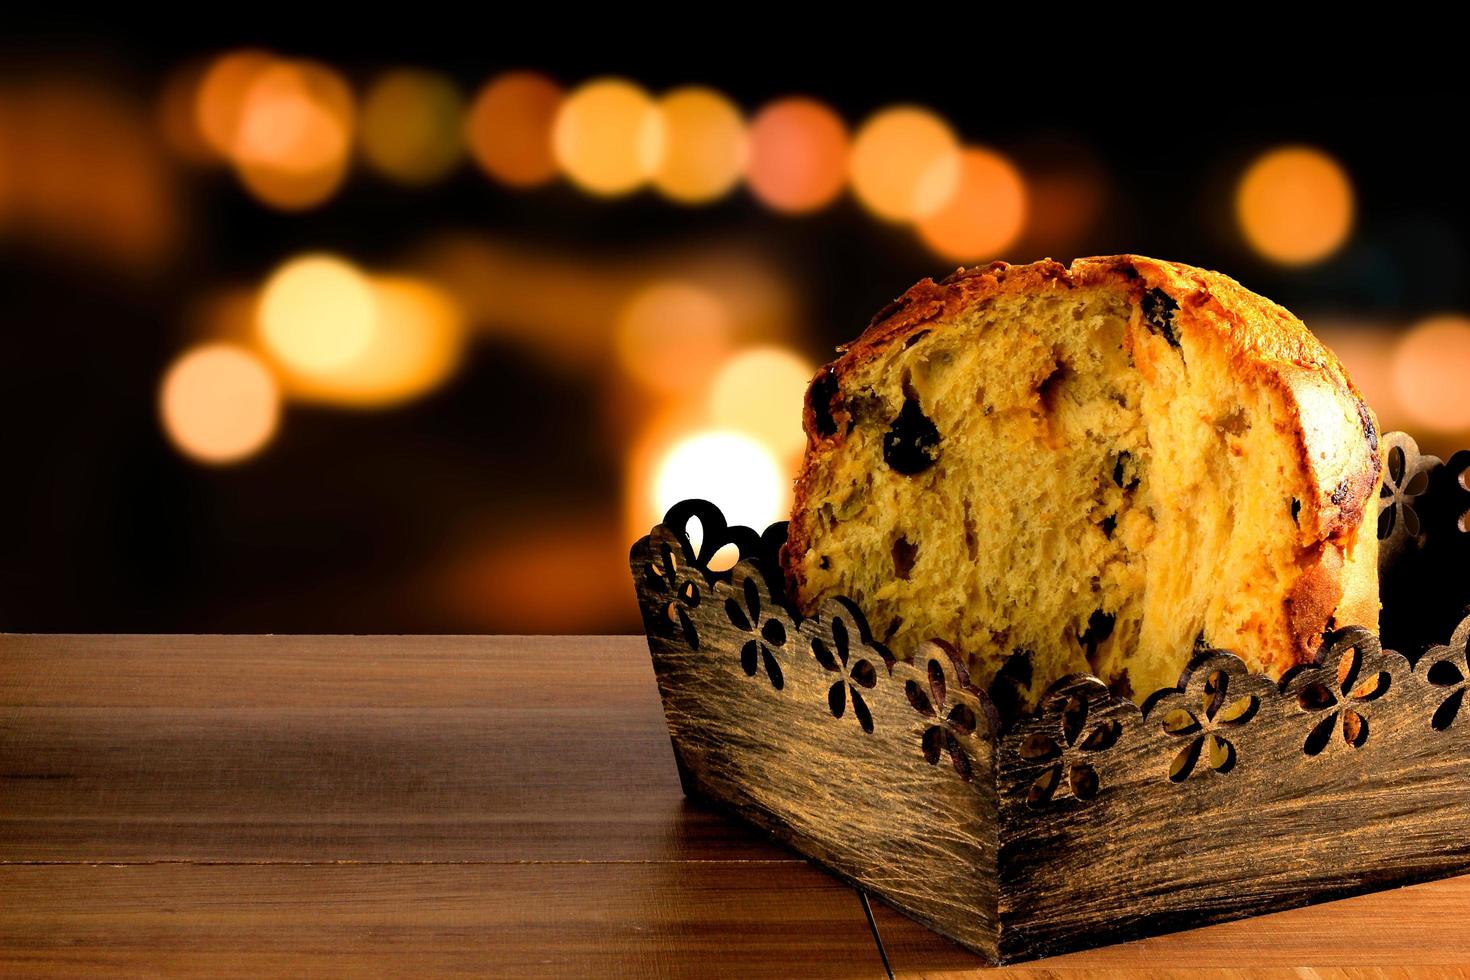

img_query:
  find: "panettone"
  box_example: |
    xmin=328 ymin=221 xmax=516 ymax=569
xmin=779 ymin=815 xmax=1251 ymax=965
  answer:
xmin=781 ymin=255 xmax=1383 ymax=707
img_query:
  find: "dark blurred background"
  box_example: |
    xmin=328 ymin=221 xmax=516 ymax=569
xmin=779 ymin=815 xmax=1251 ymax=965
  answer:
xmin=1 ymin=29 xmax=1464 ymax=634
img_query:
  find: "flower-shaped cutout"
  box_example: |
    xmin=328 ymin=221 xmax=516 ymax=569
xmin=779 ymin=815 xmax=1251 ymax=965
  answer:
xmin=1378 ymin=435 xmax=1435 ymax=542
xmin=724 ymin=568 xmax=789 ymax=691
xmin=659 ymin=498 xmax=765 ymax=574
xmin=903 ymin=642 xmax=985 ymax=781
xmin=1418 ymin=612 xmax=1470 ymax=731
xmin=1017 ymin=679 xmax=1122 ymax=806
xmin=1288 ymin=630 xmax=1392 ymax=755
xmin=1155 ymin=666 xmax=1258 ymax=781
xmin=811 ymin=602 xmax=880 ymax=733
xmin=641 ymin=532 xmax=702 ymax=650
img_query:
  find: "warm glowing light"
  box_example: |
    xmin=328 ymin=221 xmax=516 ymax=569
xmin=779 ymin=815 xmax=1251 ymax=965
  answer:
xmin=465 ymin=71 xmax=564 ymax=188
xmin=359 ymin=69 xmax=464 ymax=185
xmin=287 ymin=276 xmax=465 ymax=407
xmin=552 ymin=78 xmax=663 ymax=196
xmin=6 ymin=84 xmax=181 ymax=268
xmin=614 ymin=281 xmax=732 ymax=393
xmin=1021 ymin=149 xmax=1107 ymax=258
xmin=231 ymin=60 xmax=354 ymax=210
xmin=1236 ymin=146 xmax=1354 ymax=265
xmin=654 ymin=431 xmax=787 ymax=533
xmin=849 ymin=106 xmax=960 ymax=222
xmin=916 ymin=146 xmax=1027 ymax=261
xmin=651 ymin=87 xmax=747 ymax=204
xmin=1393 ymin=315 xmax=1470 ymax=432
xmin=258 ymin=254 xmax=377 ymax=377
xmin=745 ymin=98 xmax=848 ymax=213
xmin=159 ymin=344 xmax=280 ymax=464
xmin=194 ymin=49 xmax=276 ymax=158
xmin=708 ymin=347 xmax=814 ymax=459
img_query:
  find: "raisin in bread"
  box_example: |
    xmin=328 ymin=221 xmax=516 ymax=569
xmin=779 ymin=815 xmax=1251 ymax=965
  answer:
xmin=781 ymin=255 xmax=1382 ymax=709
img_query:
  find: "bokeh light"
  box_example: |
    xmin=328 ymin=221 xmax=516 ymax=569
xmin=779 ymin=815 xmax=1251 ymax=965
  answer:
xmin=359 ymin=69 xmax=464 ymax=185
xmin=465 ymin=71 xmax=563 ymax=188
xmin=916 ymin=146 xmax=1027 ymax=260
xmin=1392 ymin=315 xmax=1470 ymax=432
xmin=849 ymin=105 xmax=960 ymax=222
xmin=651 ymin=87 xmax=747 ymax=204
xmin=552 ymin=78 xmax=663 ymax=196
xmin=193 ymin=49 xmax=276 ymax=159
xmin=708 ymin=346 xmax=814 ymax=459
xmin=258 ymin=254 xmax=377 ymax=377
xmin=1236 ymin=146 xmax=1354 ymax=265
xmin=614 ymin=280 xmax=733 ymax=393
xmin=4 ymin=82 xmax=181 ymax=268
xmin=745 ymin=97 xmax=848 ymax=213
xmin=435 ymin=517 xmax=631 ymax=633
xmin=1017 ymin=141 xmax=1107 ymax=259
xmin=653 ymin=431 xmax=787 ymax=533
xmin=159 ymin=344 xmax=281 ymax=464
xmin=286 ymin=275 xmax=465 ymax=407
xmin=231 ymin=59 xmax=355 ymax=209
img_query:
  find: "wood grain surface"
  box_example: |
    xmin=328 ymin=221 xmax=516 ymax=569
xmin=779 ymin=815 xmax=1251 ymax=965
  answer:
xmin=5 ymin=632 xmax=1470 ymax=976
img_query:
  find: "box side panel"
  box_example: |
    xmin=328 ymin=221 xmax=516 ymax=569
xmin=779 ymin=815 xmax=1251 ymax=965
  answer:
xmin=996 ymin=633 xmax=1470 ymax=962
xmin=633 ymin=527 xmax=1000 ymax=961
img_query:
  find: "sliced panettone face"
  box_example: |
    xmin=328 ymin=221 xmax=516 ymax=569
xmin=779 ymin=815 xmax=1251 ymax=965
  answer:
xmin=783 ymin=256 xmax=1382 ymax=710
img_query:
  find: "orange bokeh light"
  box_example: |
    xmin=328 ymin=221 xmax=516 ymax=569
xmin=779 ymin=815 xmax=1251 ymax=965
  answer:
xmin=745 ymin=97 xmax=848 ymax=214
xmin=916 ymin=147 xmax=1027 ymax=261
xmin=231 ymin=59 xmax=355 ymax=210
xmin=614 ymin=280 xmax=733 ymax=394
xmin=465 ymin=71 xmax=564 ymax=188
xmin=160 ymin=344 xmax=281 ymax=464
xmin=3 ymin=82 xmax=180 ymax=268
xmin=1236 ymin=146 xmax=1354 ymax=266
xmin=849 ymin=105 xmax=960 ymax=222
xmin=1392 ymin=315 xmax=1470 ymax=433
xmin=652 ymin=87 xmax=747 ymax=204
xmin=359 ymin=69 xmax=465 ymax=185
xmin=193 ymin=49 xmax=277 ymax=159
xmin=552 ymin=78 xmax=663 ymax=196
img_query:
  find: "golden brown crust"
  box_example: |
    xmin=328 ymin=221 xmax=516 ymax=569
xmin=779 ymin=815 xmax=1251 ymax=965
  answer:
xmin=784 ymin=255 xmax=1382 ymax=673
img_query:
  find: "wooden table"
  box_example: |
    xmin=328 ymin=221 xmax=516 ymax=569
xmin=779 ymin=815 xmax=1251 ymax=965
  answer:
xmin=4 ymin=634 xmax=1470 ymax=977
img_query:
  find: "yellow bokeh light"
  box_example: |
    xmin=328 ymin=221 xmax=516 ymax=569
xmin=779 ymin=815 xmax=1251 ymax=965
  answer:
xmin=465 ymin=71 xmax=564 ymax=188
xmin=287 ymin=276 xmax=466 ymax=407
xmin=614 ymin=280 xmax=732 ymax=393
xmin=850 ymin=105 xmax=960 ymax=222
xmin=654 ymin=430 xmax=788 ymax=533
xmin=552 ymin=78 xmax=664 ymax=196
xmin=708 ymin=346 xmax=814 ymax=459
xmin=1236 ymin=146 xmax=1354 ymax=266
xmin=258 ymin=254 xmax=378 ymax=377
xmin=231 ymin=60 xmax=354 ymax=210
xmin=745 ymin=98 xmax=848 ymax=214
xmin=159 ymin=344 xmax=280 ymax=464
xmin=360 ymin=69 xmax=464 ymax=185
xmin=651 ymin=87 xmax=747 ymax=204
xmin=1392 ymin=315 xmax=1470 ymax=432
xmin=916 ymin=146 xmax=1027 ymax=261
xmin=194 ymin=49 xmax=277 ymax=159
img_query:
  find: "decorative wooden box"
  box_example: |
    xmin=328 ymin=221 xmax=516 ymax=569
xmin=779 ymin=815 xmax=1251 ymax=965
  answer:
xmin=629 ymin=431 xmax=1470 ymax=964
